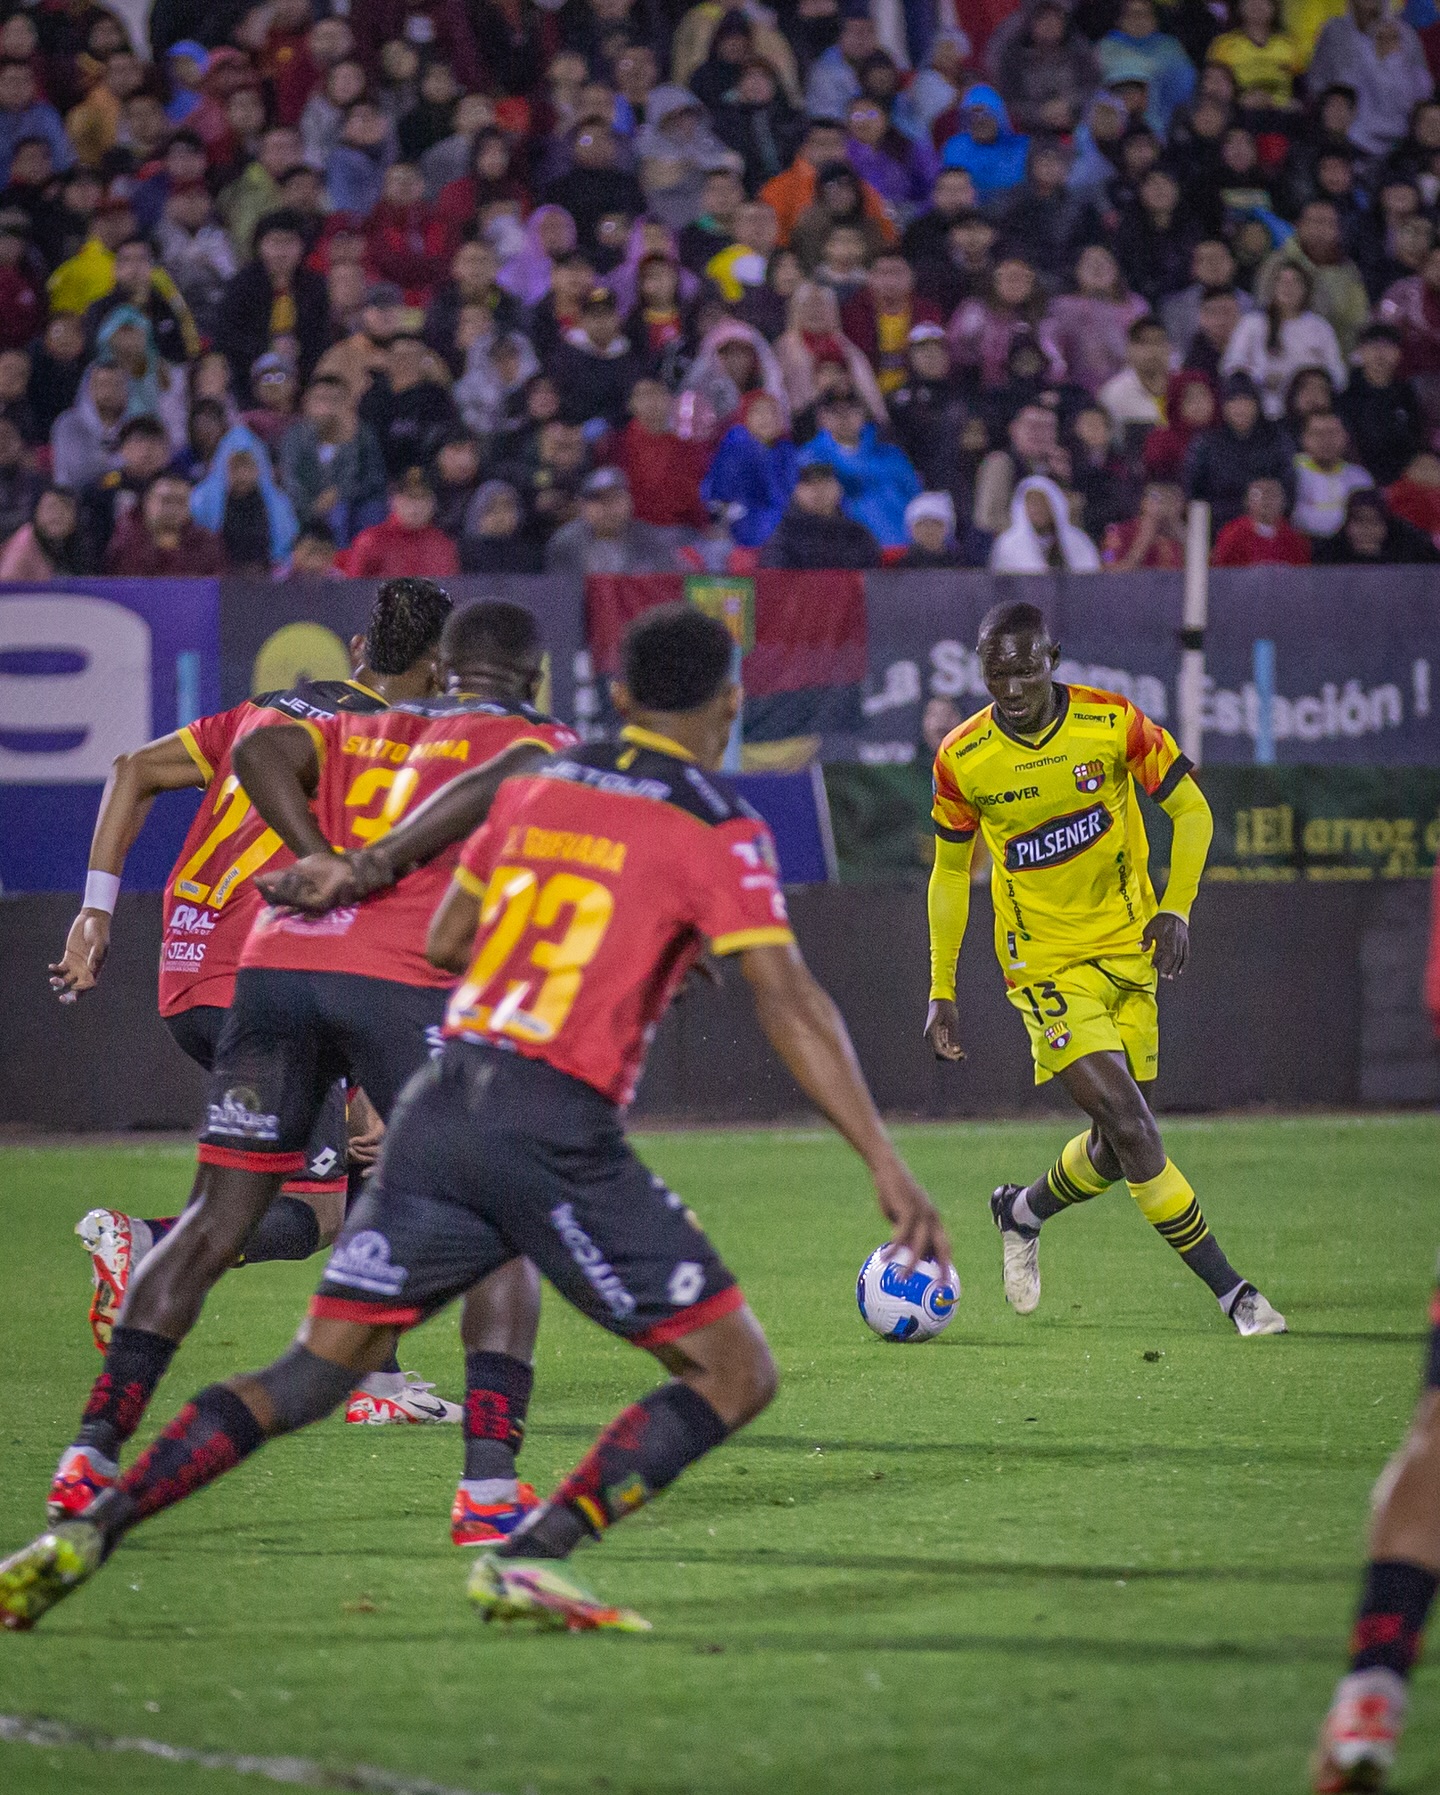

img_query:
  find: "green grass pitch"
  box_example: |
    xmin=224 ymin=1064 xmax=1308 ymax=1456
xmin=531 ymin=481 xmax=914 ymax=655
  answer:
xmin=0 ymin=1116 xmax=1437 ymax=1795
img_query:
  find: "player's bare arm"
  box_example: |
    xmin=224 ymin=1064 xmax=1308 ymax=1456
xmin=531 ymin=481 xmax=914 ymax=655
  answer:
xmin=232 ymin=723 xmax=329 ymax=860
xmin=741 ymin=940 xmax=951 ymax=1272
xmin=256 ymin=741 xmax=551 ymax=914
xmin=426 ymin=878 xmax=481 ymax=973
xmin=49 ymin=734 xmax=207 ymax=1001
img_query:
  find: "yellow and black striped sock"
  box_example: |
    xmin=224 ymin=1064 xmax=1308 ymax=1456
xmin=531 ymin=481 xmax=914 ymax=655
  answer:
xmin=1047 ymin=1131 xmax=1114 ymax=1208
xmin=1127 ymin=1160 xmax=1243 ymax=1302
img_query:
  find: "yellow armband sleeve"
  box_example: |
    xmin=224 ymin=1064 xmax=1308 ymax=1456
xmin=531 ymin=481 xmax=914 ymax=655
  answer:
xmin=928 ymin=833 xmax=976 ymax=1000
xmin=1157 ymin=774 xmax=1213 ymax=922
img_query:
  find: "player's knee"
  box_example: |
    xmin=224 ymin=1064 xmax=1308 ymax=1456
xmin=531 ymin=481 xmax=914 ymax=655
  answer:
xmin=1096 ymin=1101 xmax=1161 ymax=1164
xmin=248 ymin=1344 xmax=359 ymax=1436
xmin=726 ymin=1331 xmax=780 ymax=1425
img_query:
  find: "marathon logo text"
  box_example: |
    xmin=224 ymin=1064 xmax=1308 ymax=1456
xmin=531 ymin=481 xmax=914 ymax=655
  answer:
xmin=1004 ymin=803 xmax=1113 ymax=871
xmin=549 ymin=1202 xmax=637 ymax=1318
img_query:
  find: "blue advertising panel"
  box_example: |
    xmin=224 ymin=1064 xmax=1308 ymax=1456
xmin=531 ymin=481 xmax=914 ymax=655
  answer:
xmin=0 ymin=580 xmax=220 ymax=893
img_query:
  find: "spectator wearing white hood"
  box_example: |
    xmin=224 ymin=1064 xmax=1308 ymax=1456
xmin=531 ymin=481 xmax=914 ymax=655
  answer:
xmin=989 ymin=473 xmax=1100 ymax=571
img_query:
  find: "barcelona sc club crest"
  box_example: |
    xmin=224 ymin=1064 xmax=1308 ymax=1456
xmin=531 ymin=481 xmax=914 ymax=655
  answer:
xmin=1072 ymin=759 xmax=1105 ymax=794
xmin=1044 ymin=1022 xmax=1072 ymax=1051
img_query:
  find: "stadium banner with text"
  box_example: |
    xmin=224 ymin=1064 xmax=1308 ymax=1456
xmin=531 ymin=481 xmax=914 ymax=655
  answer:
xmin=824 ymin=762 xmax=1440 ymax=885
xmin=858 ymin=568 xmax=1440 ymax=768
xmin=584 ymin=571 xmax=867 ymax=760
xmin=218 ymin=574 xmax=586 ymax=720
xmin=0 ymin=579 xmax=220 ymax=893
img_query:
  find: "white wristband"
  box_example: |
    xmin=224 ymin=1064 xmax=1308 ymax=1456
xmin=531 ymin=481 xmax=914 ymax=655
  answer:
xmin=83 ymin=871 xmax=121 ymax=914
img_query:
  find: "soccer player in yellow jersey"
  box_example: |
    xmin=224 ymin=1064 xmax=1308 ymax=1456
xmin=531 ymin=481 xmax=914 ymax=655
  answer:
xmin=924 ymin=601 xmax=1286 ymax=1336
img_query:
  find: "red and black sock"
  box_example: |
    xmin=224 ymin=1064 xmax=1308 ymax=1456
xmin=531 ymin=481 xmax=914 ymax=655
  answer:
xmin=497 ymin=1382 xmax=729 ymax=1560
xmin=76 ymin=1326 xmax=177 ymax=1461
xmin=89 ymin=1384 xmax=267 ymax=1550
xmin=1350 ymin=1559 xmax=1440 ymax=1678
xmin=141 ymin=1217 xmax=179 ymax=1246
xmin=462 ymin=1351 xmax=533 ymax=1482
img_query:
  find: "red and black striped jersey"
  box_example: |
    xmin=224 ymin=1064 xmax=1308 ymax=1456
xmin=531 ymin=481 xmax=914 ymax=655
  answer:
xmin=160 ymin=678 xmax=386 ymax=1017
xmin=445 ymin=725 xmax=795 ymax=1106
xmin=242 ymin=694 xmax=578 ymax=988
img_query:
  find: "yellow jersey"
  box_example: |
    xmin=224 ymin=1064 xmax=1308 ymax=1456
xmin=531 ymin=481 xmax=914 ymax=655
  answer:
xmin=1204 ymin=30 xmax=1299 ymax=105
xmin=930 ymin=683 xmax=1192 ymax=980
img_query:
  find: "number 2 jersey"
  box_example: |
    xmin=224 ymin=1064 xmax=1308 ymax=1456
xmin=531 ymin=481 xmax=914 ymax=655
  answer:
xmin=241 ymin=694 xmax=579 ymax=988
xmin=161 ymin=678 xmax=387 ymax=1017
xmin=930 ymin=683 xmax=1194 ymax=980
xmin=444 ymin=725 xmax=796 ymax=1106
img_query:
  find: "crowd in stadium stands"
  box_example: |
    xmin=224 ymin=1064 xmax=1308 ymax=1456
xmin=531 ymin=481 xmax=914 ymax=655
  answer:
xmin=1 ymin=0 xmax=1440 ymax=580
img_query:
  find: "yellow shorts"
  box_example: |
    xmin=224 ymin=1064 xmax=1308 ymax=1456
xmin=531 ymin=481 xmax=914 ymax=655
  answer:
xmin=1005 ymin=954 xmax=1159 ymax=1086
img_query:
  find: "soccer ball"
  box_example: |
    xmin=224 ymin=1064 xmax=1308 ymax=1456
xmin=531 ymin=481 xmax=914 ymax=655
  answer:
xmin=855 ymin=1249 xmax=961 ymax=1342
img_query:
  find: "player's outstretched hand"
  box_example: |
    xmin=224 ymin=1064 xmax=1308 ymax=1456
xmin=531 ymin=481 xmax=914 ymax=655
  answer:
xmin=256 ymin=853 xmax=359 ymax=914
xmin=48 ymin=909 xmax=111 ymax=1003
xmin=924 ymin=997 xmax=965 ymax=1062
xmin=1143 ymin=912 xmax=1190 ymax=980
xmin=875 ymin=1159 xmax=952 ymax=1274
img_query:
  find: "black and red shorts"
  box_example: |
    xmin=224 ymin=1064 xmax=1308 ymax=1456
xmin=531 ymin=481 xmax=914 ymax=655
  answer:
xmin=167 ymin=1002 xmax=347 ymax=1191
xmin=312 ymin=1041 xmax=742 ymax=1347
xmin=196 ymin=969 xmax=447 ymax=1179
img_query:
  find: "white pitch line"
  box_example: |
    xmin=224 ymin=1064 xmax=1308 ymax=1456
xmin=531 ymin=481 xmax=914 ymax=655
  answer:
xmin=0 ymin=1714 xmax=497 ymax=1795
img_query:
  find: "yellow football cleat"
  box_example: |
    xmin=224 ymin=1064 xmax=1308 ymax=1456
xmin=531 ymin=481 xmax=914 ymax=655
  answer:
xmin=0 ymin=1521 xmax=103 ymax=1630
xmin=467 ymin=1554 xmax=651 ymax=1634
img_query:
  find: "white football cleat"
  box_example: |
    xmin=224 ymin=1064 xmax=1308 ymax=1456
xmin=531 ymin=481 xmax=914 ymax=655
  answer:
xmin=1312 ymin=1667 xmax=1406 ymax=1792
xmin=345 ymin=1372 xmax=461 ymax=1424
xmin=1229 ymin=1285 xmax=1287 ymax=1336
xmin=990 ymin=1184 xmax=1041 ymax=1315
xmin=76 ymin=1209 xmax=153 ymax=1352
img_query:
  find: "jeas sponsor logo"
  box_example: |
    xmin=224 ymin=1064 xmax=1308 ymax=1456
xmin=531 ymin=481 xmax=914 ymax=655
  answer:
xmin=549 ymin=1202 xmax=636 ymax=1318
xmin=206 ymin=1086 xmax=279 ymax=1141
xmin=1003 ymin=803 xmax=1113 ymax=871
xmin=168 ymin=904 xmax=216 ymax=934
xmin=1072 ymin=759 xmax=1106 ymax=794
xmin=976 ymin=784 xmax=1040 ymax=807
xmin=163 ymin=940 xmax=207 ymax=967
xmin=325 ymin=1229 xmax=408 ymax=1296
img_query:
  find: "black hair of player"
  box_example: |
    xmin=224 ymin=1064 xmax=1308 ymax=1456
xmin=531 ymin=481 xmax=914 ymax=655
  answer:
xmin=978 ymin=599 xmax=1051 ymax=651
xmin=622 ymin=604 xmax=733 ymax=714
xmin=366 ymin=577 xmax=453 ymax=674
xmin=441 ymin=600 xmax=541 ymax=677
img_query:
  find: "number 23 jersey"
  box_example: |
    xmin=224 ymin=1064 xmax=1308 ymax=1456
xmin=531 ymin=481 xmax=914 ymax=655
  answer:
xmin=445 ymin=726 xmax=795 ymax=1107
xmin=931 ymin=683 xmax=1193 ymax=980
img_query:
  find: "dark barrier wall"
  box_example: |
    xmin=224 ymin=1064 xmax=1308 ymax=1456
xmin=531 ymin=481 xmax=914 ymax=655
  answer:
xmin=2 ymin=880 xmax=1430 ymax=1133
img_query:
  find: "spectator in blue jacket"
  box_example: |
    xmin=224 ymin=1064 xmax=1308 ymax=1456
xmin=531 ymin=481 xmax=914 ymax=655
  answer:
xmin=799 ymin=388 xmax=921 ymax=547
xmin=938 ymin=86 xmax=1030 ymax=203
xmin=1096 ymin=0 xmax=1195 ymax=136
xmin=0 ymin=61 xmax=74 ymax=188
xmin=701 ymin=390 xmax=799 ymax=549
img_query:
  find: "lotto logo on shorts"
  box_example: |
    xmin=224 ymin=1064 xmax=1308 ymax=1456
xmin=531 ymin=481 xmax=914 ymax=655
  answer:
xmin=1073 ymin=760 xmax=1106 ymax=794
xmin=1044 ymin=1023 xmax=1072 ymax=1051
xmin=206 ymin=1086 xmax=280 ymax=1141
xmin=325 ymin=1229 xmax=409 ymax=1296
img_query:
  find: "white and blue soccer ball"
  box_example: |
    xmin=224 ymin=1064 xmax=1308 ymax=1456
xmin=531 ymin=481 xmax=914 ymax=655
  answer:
xmin=856 ymin=1249 xmax=960 ymax=1342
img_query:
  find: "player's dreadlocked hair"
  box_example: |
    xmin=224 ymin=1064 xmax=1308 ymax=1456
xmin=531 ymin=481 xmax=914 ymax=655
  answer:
xmin=365 ymin=578 xmax=454 ymax=674
xmin=978 ymin=599 xmax=1051 ymax=649
xmin=622 ymin=604 xmax=733 ymax=713
xmin=441 ymin=600 xmax=541 ymax=674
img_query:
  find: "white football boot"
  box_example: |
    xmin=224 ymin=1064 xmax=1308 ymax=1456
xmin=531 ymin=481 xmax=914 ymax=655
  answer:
xmin=1229 ymin=1284 xmax=1288 ymax=1336
xmin=990 ymin=1184 xmax=1041 ymax=1315
xmin=1312 ymin=1667 xmax=1406 ymax=1792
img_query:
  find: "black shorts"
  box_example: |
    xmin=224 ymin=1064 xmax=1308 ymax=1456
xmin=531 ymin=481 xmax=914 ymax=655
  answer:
xmin=196 ymin=971 xmax=447 ymax=1180
xmin=167 ymin=1003 xmax=348 ymax=1190
xmin=311 ymin=1041 xmax=742 ymax=1350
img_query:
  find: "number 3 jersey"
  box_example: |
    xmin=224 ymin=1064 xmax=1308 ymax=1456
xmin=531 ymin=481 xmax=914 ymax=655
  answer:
xmin=930 ymin=684 xmax=1193 ymax=980
xmin=241 ymin=695 xmax=579 ymax=988
xmin=160 ymin=678 xmax=386 ymax=1017
xmin=444 ymin=726 xmax=796 ymax=1107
